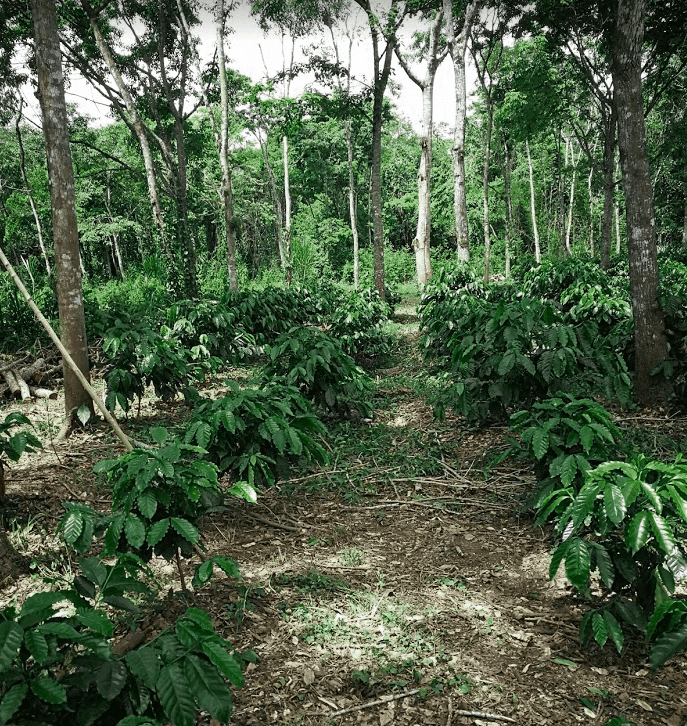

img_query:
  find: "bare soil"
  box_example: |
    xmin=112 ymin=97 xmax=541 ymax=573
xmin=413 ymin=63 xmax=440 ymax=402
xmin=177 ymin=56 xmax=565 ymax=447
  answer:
xmin=1 ymin=304 xmax=687 ymax=726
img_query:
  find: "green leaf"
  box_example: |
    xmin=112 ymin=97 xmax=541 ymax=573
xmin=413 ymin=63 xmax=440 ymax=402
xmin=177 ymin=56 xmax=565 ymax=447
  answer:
xmin=560 ymin=454 xmax=578 ymax=487
xmin=532 ymin=428 xmax=549 ymax=460
xmin=193 ymin=559 xmax=214 ymax=588
xmin=150 ymin=427 xmax=168 ymax=446
xmin=604 ymin=483 xmax=626 ymax=525
xmin=183 ymin=608 xmax=214 ymax=632
xmin=614 ymin=598 xmax=647 ymax=631
xmin=19 ymin=591 xmax=67 ymax=621
xmin=104 ymin=514 xmax=125 ymax=555
xmin=96 ymin=660 xmax=128 ymax=700
xmin=23 ymin=628 xmax=49 ymax=665
xmin=212 ymin=556 xmax=241 ymax=580
xmin=549 ymin=540 xmax=570 ymax=580
xmin=125 ymin=514 xmax=147 ymax=549
xmin=649 ymin=623 xmax=687 ymax=669
xmin=37 ymin=622 xmax=81 ymax=640
xmin=591 ymin=543 xmax=614 ymax=589
xmin=641 ymin=481 xmax=663 ymax=513
xmin=626 ymin=511 xmax=651 ymax=554
xmin=195 ymin=422 xmax=212 ymax=450
xmin=147 ymin=518 xmax=170 ymax=547
xmin=591 ymin=612 xmax=608 ymax=647
xmin=0 ymin=682 xmax=28 ymax=722
xmin=77 ymin=609 xmax=115 ymax=638
xmin=564 ymin=539 xmax=591 ymax=592
xmin=579 ymin=425 xmax=594 ymax=454
xmin=126 ymin=647 xmax=161 ymax=690
xmin=0 ymin=621 xmax=23 ymax=671
xmin=30 ymin=675 xmax=67 ymax=704
xmin=201 ymin=641 xmax=245 ymax=687
xmin=170 ymin=517 xmax=199 ymax=545
xmin=137 ymin=488 xmax=158 ymax=519
xmin=603 ymin=611 xmax=624 ymax=654
xmin=183 ymin=654 xmax=233 ymax=722
xmin=666 ymin=484 xmax=687 ymax=523
xmin=646 ymin=599 xmax=677 ymax=640
xmin=77 ymin=404 xmax=91 ymax=426
xmin=61 ymin=510 xmax=84 ymax=545
xmin=649 ymin=512 xmax=676 ymax=554
xmin=571 ymin=481 xmax=602 ymax=529
xmin=156 ymin=662 xmax=195 ymax=726
xmin=227 ymin=481 xmax=257 ymax=503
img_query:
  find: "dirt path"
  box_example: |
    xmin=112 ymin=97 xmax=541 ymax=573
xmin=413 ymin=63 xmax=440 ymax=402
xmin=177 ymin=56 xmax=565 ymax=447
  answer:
xmin=1 ymin=302 xmax=686 ymax=726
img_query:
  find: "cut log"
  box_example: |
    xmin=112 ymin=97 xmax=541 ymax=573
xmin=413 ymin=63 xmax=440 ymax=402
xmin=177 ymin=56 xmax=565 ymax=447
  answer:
xmin=13 ymin=371 xmax=31 ymax=401
xmin=2 ymin=370 xmax=20 ymax=399
xmin=19 ymin=358 xmax=45 ymax=383
xmin=35 ymin=362 xmax=63 ymax=384
xmin=29 ymin=386 xmax=57 ymax=400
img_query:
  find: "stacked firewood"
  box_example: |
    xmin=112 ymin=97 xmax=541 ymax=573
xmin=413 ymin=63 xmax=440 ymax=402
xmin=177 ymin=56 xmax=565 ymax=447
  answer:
xmin=0 ymin=357 xmax=61 ymax=401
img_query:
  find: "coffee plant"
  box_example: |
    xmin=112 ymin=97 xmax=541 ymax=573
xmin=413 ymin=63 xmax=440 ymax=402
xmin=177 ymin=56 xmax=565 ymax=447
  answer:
xmin=185 ymin=381 xmax=328 ymax=487
xmin=507 ymin=394 xmax=621 ymax=517
xmin=263 ymin=327 xmax=373 ymax=417
xmin=544 ymin=455 xmax=687 ymax=667
xmin=0 ymin=412 xmax=41 ymax=499
xmin=0 ymin=591 xmax=244 ymax=726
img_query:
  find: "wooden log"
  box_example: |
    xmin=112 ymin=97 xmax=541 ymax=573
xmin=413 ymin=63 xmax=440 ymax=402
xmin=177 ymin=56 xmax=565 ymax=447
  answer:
xmin=2 ymin=370 xmax=20 ymax=399
xmin=19 ymin=358 xmax=45 ymax=383
xmin=29 ymin=386 xmax=57 ymax=400
xmin=35 ymin=362 xmax=63 ymax=384
xmin=13 ymin=371 xmax=31 ymax=401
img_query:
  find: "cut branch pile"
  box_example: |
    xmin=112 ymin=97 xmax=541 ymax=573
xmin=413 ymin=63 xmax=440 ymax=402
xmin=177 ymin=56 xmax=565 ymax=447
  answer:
xmin=0 ymin=355 xmax=62 ymax=401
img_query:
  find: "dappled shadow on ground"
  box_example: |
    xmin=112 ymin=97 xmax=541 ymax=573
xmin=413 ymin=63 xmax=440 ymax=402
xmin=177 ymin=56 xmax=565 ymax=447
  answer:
xmin=2 ymin=314 xmax=687 ymax=726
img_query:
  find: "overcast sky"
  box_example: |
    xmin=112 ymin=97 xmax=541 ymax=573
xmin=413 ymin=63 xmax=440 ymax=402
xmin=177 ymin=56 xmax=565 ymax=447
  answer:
xmin=19 ymin=2 xmax=475 ymax=136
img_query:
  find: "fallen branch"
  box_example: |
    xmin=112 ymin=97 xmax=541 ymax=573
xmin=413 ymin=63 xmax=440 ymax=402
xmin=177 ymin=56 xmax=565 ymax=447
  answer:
xmin=246 ymin=512 xmax=301 ymax=533
xmin=314 ymin=687 xmax=516 ymax=722
xmin=0 ymin=243 xmax=133 ymax=453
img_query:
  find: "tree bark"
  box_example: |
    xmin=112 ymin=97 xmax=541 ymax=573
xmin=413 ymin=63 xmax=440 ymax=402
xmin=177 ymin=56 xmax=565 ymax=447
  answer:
xmin=283 ymin=134 xmax=292 ymax=285
xmin=445 ymin=0 xmax=479 ymax=264
xmin=565 ymin=138 xmax=577 ymax=255
xmin=31 ymin=0 xmax=93 ymax=426
xmin=503 ymin=137 xmax=513 ymax=278
xmin=526 ymin=139 xmax=541 ymax=263
xmin=482 ymin=107 xmax=492 ymax=282
xmin=611 ymin=0 xmax=668 ymax=405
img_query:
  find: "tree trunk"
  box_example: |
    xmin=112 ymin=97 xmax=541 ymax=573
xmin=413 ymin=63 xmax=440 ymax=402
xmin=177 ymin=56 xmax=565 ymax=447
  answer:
xmin=526 ymin=139 xmax=541 ymax=263
xmin=482 ymin=105 xmax=492 ymax=283
xmin=611 ymin=0 xmax=668 ymax=405
xmin=80 ymin=0 xmax=178 ymax=294
xmin=682 ymin=155 xmax=687 ymax=248
xmin=347 ymin=120 xmax=360 ymax=289
xmin=600 ymin=107 xmax=617 ymax=269
xmin=587 ymin=162 xmax=595 ymax=256
xmin=445 ymin=0 xmax=479 ymax=264
xmin=31 ymin=0 xmax=93 ymax=426
xmin=215 ymin=0 xmax=238 ymax=291
xmin=503 ymin=137 xmax=513 ymax=278
xmin=565 ymin=139 xmax=577 ymax=255
xmin=259 ymin=134 xmax=285 ymax=269
xmin=283 ymin=134 xmax=292 ymax=286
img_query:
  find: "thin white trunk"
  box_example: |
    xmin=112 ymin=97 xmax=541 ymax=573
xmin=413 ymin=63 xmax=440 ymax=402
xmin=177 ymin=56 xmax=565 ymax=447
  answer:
xmin=615 ymin=199 xmax=621 ymax=254
xmin=444 ymin=0 xmax=479 ymax=263
xmin=587 ymin=163 xmax=595 ymax=255
xmin=283 ymin=134 xmax=292 ymax=285
xmin=565 ymin=141 xmax=577 ymax=254
xmin=526 ymin=139 xmax=541 ymax=263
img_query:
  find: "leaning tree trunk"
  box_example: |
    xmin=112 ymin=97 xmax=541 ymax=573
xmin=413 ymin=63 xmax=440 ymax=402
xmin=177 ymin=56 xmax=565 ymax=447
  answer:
xmin=445 ymin=0 xmax=479 ymax=263
xmin=611 ymin=0 xmax=668 ymax=405
xmin=31 ymin=0 xmax=93 ymax=427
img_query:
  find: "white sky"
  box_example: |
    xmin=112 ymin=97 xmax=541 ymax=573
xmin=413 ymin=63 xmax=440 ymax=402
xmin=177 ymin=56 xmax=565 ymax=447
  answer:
xmin=19 ymin=2 xmax=475 ymax=135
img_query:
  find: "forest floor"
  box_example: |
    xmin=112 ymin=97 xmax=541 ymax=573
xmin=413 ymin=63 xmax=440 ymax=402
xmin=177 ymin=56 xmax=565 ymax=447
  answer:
xmin=2 ymin=298 xmax=687 ymax=726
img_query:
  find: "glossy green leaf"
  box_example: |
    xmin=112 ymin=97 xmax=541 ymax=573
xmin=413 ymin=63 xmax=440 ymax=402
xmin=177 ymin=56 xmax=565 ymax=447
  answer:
xmin=30 ymin=676 xmax=67 ymax=704
xmin=156 ymin=662 xmax=195 ymax=726
xmin=649 ymin=623 xmax=687 ymax=670
xmin=649 ymin=512 xmax=676 ymax=554
xmin=137 ymin=488 xmax=158 ymax=520
xmin=603 ymin=483 xmax=626 ymax=524
xmin=23 ymin=628 xmax=49 ymax=665
xmin=96 ymin=660 xmax=128 ymax=700
xmin=591 ymin=543 xmax=614 ymax=589
xmin=183 ymin=654 xmax=233 ymax=722
xmin=201 ymin=641 xmax=245 ymax=687
xmin=0 ymin=682 xmax=28 ymax=722
xmin=603 ymin=611 xmax=624 ymax=653
xmin=564 ymin=539 xmax=591 ymax=591
xmin=147 ymin=518 xmax=170 ymax=547
xmin=126 ymin=647 xmax=161 ymax=690
xmin=532 ymin=428 xmax=549 ymax=460
xmin=170 ymin=517 xmax=199 ymax=545
xmin=591 ymin=612 xmax=608 ymax=647
xmin=125 ymin=514 xmax=146 ymax=549
xmin=626 ymin=512 xmax=651 ymax=554
xmin=150 ymin=427 xmax=168 ymax=446
xmin=0 ymin=621 xmax=23 ymax=671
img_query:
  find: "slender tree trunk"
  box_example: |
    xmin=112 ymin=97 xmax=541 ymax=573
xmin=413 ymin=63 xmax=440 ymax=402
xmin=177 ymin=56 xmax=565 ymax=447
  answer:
xmin=347 ymin=120 xmax=360 ymax=289
xmin=283 ymin=134 xmax=292 ymax=285
xmin=615 ymin=196 xmax=622 ymax=253
xmin=682 ymin=155 xmax=687 ymax=248
xmin=565 ymin=140 xmax=577 ymax=255
xmin=215 ymin=0 xmax=238 ymax=291
xmin=611 ymin=0 xmax=668 ymax=404
xmin=526 ymin=139 xmax=541 ymax=262
xmin=600 ymin=107 xmax=617 ymax=269
xmin=80 ymin=0 xmax=177 ymax=292
xmin=503 ymin=137 xmax=513 ymax=278
xmin=587 ymin=162 xmax=595 ymax=256
xmin=31 ymin=0 xmax=93 ymax=425
xmin=482 ymin=106 xmax=492 ymax=282
xmin=105 ymin=173 xmax=125 ymax=279
xmin=16 ymin=104 xmax=51 ymax=276
xmin=445 ymin=0 xmax=479 ymax=263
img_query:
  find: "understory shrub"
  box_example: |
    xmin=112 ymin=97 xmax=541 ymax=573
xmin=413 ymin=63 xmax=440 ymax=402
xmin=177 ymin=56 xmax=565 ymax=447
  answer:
xmin=263 ymin=327 xmax=373 ymax=417
xmin=185 ymin=381 xmax=329 ymax=487
xmin=423 ymin=292 xmax=631 ymax=425
xmin=543 ymin=455 xmax=687 ymax=668
xmin=0 ymin=412 xmax=41 ymax=499
xmin=508 ymin=394 xmax=621 ymax=515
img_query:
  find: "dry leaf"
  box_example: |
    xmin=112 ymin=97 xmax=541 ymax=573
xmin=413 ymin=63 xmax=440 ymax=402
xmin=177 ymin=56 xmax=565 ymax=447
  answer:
xmin=303 ymin=667 xmax=315 ymax=686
